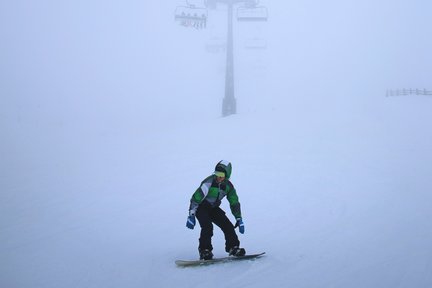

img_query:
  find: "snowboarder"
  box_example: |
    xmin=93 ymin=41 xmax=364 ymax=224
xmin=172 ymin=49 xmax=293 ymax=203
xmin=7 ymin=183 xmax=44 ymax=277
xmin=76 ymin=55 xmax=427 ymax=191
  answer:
xmin=186 ymin=160 xmax=246 ymax=260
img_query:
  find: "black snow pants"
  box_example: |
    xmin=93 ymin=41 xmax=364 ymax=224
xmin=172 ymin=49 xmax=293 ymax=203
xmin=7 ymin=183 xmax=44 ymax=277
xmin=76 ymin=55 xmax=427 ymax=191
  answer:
xmin=196 ymin=201 xmax=240 ymax=253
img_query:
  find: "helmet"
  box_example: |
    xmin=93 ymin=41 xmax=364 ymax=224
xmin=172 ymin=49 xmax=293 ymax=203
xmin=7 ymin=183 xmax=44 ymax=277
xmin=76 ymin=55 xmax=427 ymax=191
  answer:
xmin=214 ymin=160 xmax=232 ymax=179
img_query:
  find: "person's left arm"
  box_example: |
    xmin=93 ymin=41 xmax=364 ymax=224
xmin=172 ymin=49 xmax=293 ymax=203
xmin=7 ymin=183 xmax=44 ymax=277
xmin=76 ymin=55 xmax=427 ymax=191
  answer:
xmin=226 ymin=181 xmax=241 ymax=219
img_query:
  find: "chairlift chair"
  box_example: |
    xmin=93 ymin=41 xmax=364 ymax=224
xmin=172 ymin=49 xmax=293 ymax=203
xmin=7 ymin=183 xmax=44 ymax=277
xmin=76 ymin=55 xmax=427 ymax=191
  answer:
xmin=244 ymin=37 xmax=267 ymax=50
xmin=237 ymin=6 xmax=268 ymax=22
xmin=175 ymin=5 xmax=208 ymax=21
xmin=206 ymin=37 xmax=226 ymax=53
xmin=175 ymin=5 xmax=208 ymax=28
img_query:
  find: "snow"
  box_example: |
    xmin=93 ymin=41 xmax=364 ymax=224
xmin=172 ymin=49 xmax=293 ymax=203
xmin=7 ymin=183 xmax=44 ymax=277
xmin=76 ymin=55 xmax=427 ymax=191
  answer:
xmin=1 ymin=0 xmax=432 ymax=287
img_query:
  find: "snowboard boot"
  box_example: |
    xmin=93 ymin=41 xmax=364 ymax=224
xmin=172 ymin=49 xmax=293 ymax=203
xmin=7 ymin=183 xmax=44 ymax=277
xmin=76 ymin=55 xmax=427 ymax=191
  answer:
xmin=199 ymin=249 xmax=214 ymax=260
xmin=228 ymin=246 xmax=246 ymax=257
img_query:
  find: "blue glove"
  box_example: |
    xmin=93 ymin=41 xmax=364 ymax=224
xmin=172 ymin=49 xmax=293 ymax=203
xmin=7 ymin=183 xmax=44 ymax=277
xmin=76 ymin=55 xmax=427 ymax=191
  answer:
xmin=186 ymin=215 xmax=196 ymax=229
xmin=235 ymin=218 xmax=245 ymax=234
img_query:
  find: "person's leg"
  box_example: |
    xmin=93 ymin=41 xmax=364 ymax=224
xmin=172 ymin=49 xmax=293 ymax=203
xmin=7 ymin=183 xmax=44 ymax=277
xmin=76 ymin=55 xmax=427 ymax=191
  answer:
xmin=196 ymin=202 xmax=214 ymax=252
xmin=210 ymin=207 xmax=240 ymax=252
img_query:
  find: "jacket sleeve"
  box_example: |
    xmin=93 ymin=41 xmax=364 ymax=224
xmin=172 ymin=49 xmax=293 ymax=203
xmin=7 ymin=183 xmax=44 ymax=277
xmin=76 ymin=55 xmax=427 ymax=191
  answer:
xmin=227 ymin=182 xmax=242 ymax=219
xmin=188 ymin=187 xmax=204 ymax=215
xmin=188 ymin=178 xmax=212 ymax=215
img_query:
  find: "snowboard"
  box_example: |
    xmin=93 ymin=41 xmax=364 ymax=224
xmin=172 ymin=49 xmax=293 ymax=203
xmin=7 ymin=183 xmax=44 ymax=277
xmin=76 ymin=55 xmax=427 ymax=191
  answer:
xmin=175 ymin=252 xmax=265 ymax=267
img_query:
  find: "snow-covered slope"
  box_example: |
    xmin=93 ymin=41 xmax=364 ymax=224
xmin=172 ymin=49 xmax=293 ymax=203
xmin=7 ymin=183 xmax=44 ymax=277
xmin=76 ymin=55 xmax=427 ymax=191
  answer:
xmin=2 ymin=89 xmax=432 ymax=288
xmin=1 ymin=1 xmax=432 ymax=288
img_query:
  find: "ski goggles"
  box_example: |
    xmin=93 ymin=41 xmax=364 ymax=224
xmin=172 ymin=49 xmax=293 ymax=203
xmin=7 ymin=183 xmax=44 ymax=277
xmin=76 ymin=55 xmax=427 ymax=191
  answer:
xmin=214 ymin=171 xmax=225 ymax=178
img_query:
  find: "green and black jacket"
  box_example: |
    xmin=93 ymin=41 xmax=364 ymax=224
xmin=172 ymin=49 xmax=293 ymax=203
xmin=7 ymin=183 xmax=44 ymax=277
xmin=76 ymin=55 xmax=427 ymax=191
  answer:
xmin=189 ymin=175 xmax=242 ymax=219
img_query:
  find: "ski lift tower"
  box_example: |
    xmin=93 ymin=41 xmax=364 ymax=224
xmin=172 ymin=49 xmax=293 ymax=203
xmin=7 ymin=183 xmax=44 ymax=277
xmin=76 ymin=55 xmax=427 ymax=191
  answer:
xmin=175 ymin=0 xmax=268 ymax=117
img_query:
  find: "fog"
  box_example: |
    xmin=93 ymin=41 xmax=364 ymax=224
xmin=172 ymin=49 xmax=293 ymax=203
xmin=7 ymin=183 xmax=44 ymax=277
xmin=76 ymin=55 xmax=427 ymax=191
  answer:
xmin=1 ymin=1 xmax=432 ymax=287
xmin=1 ymin=1 xmax=431 ymax=129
